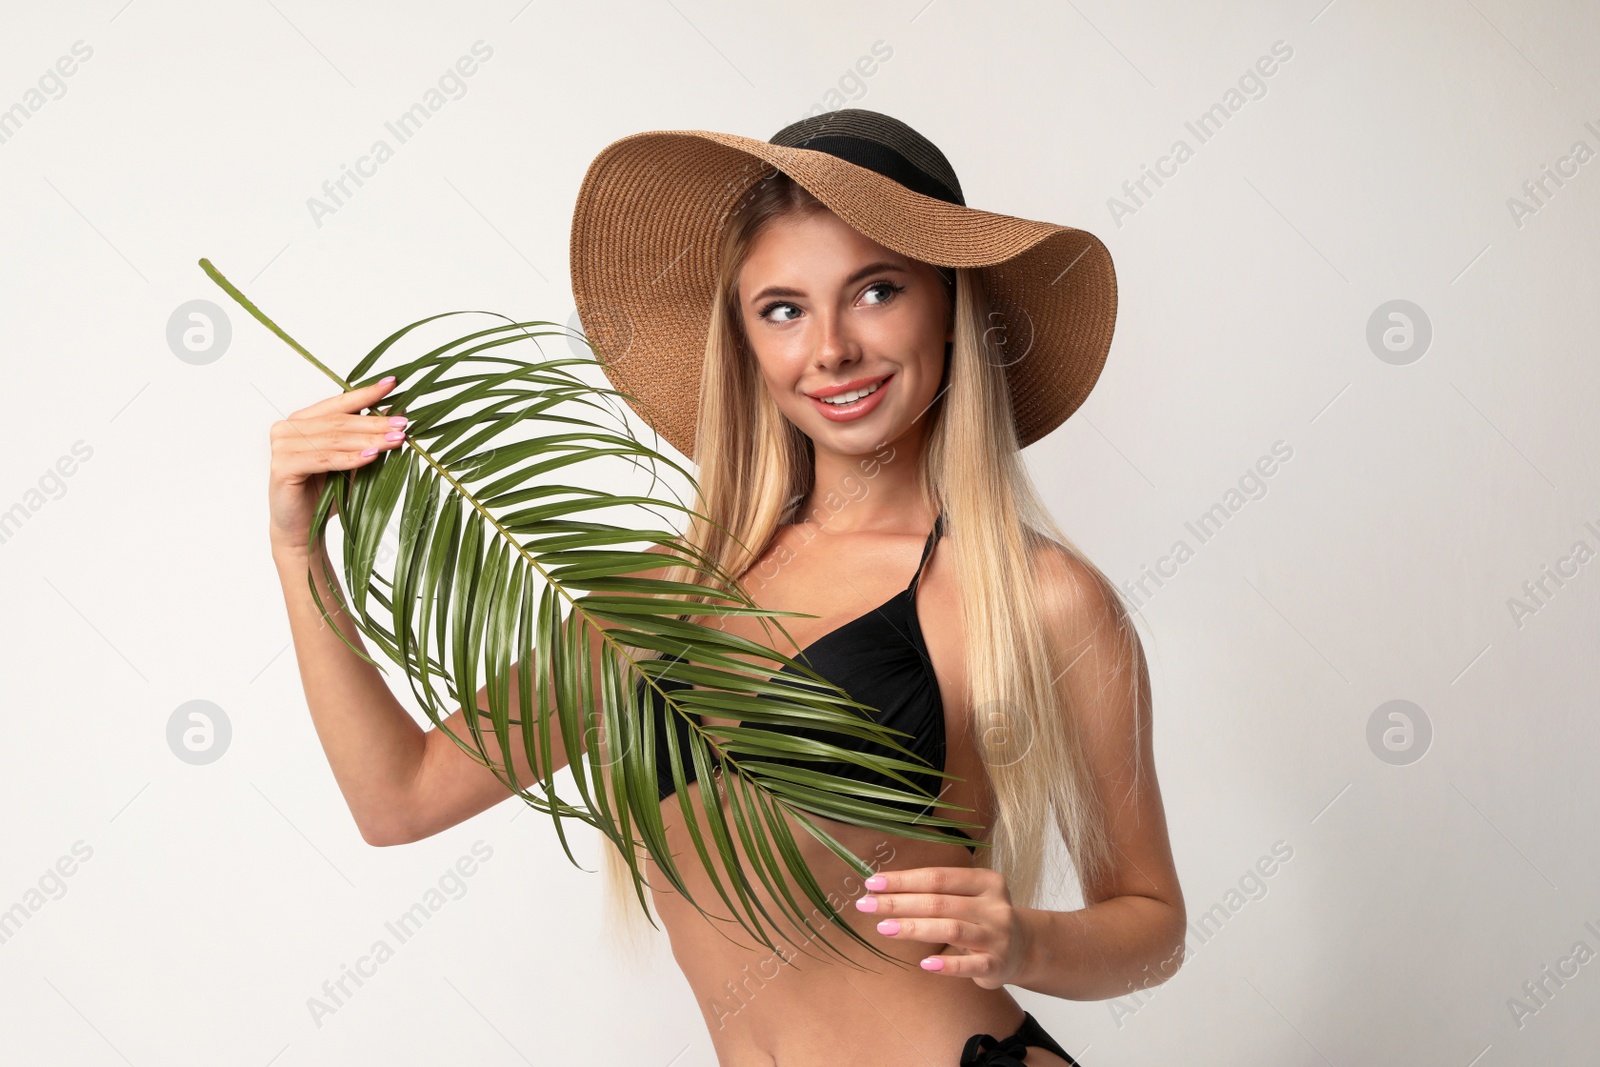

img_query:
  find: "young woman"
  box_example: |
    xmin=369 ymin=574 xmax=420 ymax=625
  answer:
xmin=268 ymin=109 xmax=1184 ymax=1065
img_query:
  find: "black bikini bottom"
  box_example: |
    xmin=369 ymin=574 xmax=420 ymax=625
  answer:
xmin=959 ymin=1009 xmax=1082 ymax=1066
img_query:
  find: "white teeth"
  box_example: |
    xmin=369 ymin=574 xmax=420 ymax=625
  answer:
xmin=817 ymin=380 xmax=882 ymax=405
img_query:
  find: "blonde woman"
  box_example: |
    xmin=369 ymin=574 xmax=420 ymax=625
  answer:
xmin=268 ymin=109 xmax=1184 ymax=1065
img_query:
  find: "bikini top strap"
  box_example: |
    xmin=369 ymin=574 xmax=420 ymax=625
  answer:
xmin=907 ymin=511 xmax=945 ymax=596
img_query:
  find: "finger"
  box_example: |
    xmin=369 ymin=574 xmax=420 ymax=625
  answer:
xmin=854 ymin=888 xmax=985 ymax=920
xmin=916 ymin=950 xmax=997 ymax=980
xmin=288 ymin=375 xmax=398 ymax=420
xmin=272 ymin=441 xmax=378 ymax=476
xmin=274 ymin=426 xmax=405 ymax=470
xmin=861 ymin=866 xmax=998 ymax=898
xmin=324 ymin=411 xmax=412 ymax=437
xmin=280 ymin=413 xmax=412 ymax=458
xmin=296 ymin=407 xmax=411 ymax=450
xmin=873 ymin=915 xmax=989 ymax=952
xmin=274 ymin=420 xmax=406 ymax=456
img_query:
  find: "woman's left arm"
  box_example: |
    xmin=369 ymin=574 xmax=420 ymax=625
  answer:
xmin=857 ymin=549 xmax=1186 ymax=1000
xmin=1008 ymin=548 xmax=1186 ymax=1000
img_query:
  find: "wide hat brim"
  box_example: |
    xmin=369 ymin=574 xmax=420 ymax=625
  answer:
xmin=569 ymin=128 xmax=1117 ymax=458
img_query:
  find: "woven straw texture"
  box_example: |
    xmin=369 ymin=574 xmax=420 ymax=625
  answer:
xmin=569 ymin=128 xmax=1118 ymax=458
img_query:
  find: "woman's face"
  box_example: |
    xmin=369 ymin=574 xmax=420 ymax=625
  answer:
xmin=735 ymin=208 xmax=953 ymax=457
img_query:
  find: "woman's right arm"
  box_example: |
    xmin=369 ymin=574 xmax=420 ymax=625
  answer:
xmin=270 ymin=377 xmax=675 ymax=847
xmin=273 ymin=535 xmax=578 ymax=847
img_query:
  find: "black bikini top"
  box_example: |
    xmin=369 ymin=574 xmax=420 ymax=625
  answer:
xmin=640 ymin=511 xmax=978 ymax=853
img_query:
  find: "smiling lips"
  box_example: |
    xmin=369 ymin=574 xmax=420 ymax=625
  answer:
xmin=807 ymin=373 xmax=894 ymax=422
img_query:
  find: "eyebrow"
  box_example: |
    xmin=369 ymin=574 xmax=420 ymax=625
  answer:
xmin=747 ymin=260 xmax=909 ymax=305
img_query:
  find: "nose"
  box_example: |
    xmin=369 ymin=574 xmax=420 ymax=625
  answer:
xmin=811 ymin=304 xmax=861 ymax=372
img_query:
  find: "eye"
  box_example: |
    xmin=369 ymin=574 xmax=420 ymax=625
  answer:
xmin=757 ymin=300 xmax=800 ymax=323
xmin=862 ymin=280 xmax=905 ymax=306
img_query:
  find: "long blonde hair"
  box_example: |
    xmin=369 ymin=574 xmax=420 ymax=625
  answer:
xmin=597 ymin=171 xmax=1149 ymax=959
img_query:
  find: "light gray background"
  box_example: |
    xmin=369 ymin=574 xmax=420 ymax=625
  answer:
xmin=2 ymin=0 xmax=1596 ymax=1064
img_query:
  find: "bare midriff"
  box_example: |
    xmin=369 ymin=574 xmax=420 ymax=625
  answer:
xmin=637 ymin=523 xmax=1078 ymax=1066
xmin=645 ymin=771 xmax=1043 ymax=1066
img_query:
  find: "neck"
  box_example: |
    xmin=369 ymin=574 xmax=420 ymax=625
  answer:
xmin=795 ymin=422 xmax=935 ymax=534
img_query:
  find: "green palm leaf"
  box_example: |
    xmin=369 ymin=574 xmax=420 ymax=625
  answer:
xmin=201 ymin=257 xmax=983 ymax=964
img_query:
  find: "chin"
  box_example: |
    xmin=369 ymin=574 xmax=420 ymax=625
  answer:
xmin=809 ymin=419 xmax=911 ymax=457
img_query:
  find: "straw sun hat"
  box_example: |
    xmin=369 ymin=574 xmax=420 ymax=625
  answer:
xmin=568 ymin=108 xmax=1118 ymax=459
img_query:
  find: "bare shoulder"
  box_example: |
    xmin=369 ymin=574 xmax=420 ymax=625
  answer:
xmin=1026 ymin=536 xmax=1148 ymax=738
xmin=1027 ymin=538 xmax=1129 ymax=646
xmin=1027 ymin=540 xmax=1177 ymax=922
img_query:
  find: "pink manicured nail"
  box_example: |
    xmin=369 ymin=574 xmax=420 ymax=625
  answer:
xmin=864 ymin=875 xmax=887 ymax=891
xmin=384 ymin=430 xmax=404 ymax=441
xmin=360 ymin=447 xmax=378 ymax=457
xmin=378 ymin=376 xmax=396 ymax=385
xmin=876 ymin=919 xmax=900 ymax=935
xmin=854 ymin=895 xmax=878 ymax=912
xmin=387 ymin=416 xmax=408 ymax=427
xmin=921 ymin=957 xmax=944 ymax=971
